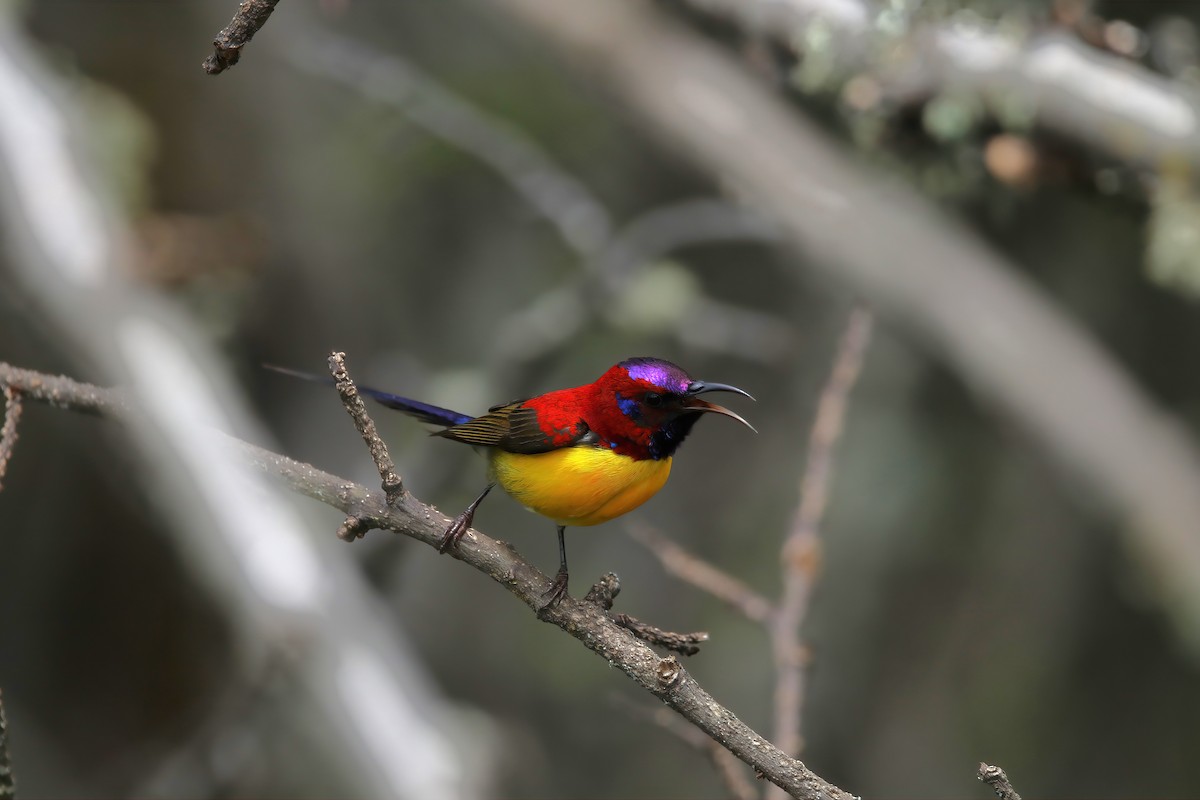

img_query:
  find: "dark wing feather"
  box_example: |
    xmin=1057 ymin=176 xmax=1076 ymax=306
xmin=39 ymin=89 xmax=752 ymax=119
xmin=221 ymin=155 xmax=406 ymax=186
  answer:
xmin=435 ymin=402 xmax=596 ymax=454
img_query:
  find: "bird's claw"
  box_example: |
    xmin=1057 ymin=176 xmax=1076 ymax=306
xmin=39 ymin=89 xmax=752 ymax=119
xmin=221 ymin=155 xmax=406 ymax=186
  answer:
xmin=539 ymin=567 xmax=570 ymax=610
xmin=438 ymin=512 xmax=472 ymax=554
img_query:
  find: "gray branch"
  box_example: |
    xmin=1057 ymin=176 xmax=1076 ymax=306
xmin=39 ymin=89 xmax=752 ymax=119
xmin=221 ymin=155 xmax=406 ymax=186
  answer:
xmin=0 ymin=361 xmax=854 ymax=800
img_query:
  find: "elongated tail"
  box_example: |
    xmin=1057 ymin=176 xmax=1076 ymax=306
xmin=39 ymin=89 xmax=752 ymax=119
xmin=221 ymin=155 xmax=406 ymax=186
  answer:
xmin=264 ymin=364 xmax=473 ymax=427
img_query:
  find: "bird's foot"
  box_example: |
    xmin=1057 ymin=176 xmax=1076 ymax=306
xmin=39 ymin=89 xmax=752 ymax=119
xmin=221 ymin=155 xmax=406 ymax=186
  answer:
xmin=439 ymin=483 xmax=494 ymax=554
xmin=438 ymin=509 xmax=474 ymax=554
xmin=539 ymin=567 xmax=570 ymax=610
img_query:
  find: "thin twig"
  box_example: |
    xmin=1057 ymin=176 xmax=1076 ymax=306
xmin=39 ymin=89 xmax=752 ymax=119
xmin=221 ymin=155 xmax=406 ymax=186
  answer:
xmin=0 ymin=688 xmax=14 ymax=800
xmin=327 ymin=352 xmax=404 ymax=505
xmin=771 ymin=308 xmax=873 ymax=770
xmin=203 ymin=0 xmax=281 ymax=75
xmin=978 ymin=763 xmax=1023 ymax=800
xmin=588 ymin=573 xmax=708 ymax=656
xmin=0 ymin=387 xmax=22 ymax=492
xmin=613 ymin=694 xmax=759 ymax=800
xmin=628 ymin=522 xmax=774 ymax=624
xmin=613 ymin=613 xmax=709 ymax=657
xmin=0 ymin=361 xmax=853 ymax=800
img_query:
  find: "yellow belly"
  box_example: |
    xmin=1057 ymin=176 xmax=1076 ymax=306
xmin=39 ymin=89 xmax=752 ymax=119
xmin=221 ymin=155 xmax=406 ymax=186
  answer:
xmin=489 ymin=447 xmax=672 ymax=527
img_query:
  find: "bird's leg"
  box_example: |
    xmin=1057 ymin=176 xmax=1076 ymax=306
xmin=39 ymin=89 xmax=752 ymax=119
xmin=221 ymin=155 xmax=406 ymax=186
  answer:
xmin=439 ymin=483 xmax=495 ymax=554
xmin=541 ymin=525 xmax=570 ymax=608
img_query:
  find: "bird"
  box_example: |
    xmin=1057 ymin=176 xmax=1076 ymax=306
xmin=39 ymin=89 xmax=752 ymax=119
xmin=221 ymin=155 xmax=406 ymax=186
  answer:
xmin=268 ymin=357 xmax=754 ymax=607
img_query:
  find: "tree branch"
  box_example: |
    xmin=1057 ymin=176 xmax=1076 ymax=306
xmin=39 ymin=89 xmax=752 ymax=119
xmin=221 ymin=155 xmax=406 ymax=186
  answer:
xmin=0 ymin=361 xmax=853 ymax=800
xmin=978 ymin=762 xmax=1023 ymax=800
xmin=0 ymin=387 xmax=23 ymax=492
xmin=628 ymin=522 xmax=774 ymax=624
xmin=203 ymin=0 xmax=282 ymax=75
xmin=612 ymin=613 xmax=709 ymax=657
xmin=327 ymin=351 xmax=404 ymax=505
xmin=771 ymin=307 xmax=872 ymax=770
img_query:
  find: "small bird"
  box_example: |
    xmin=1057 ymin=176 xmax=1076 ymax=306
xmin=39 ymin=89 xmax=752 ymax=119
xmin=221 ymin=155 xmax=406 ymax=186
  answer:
xmin=270 ymin=357 xmax=753 ymax=607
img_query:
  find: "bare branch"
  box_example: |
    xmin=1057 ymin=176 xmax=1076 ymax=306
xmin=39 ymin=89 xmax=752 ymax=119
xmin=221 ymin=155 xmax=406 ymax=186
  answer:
xmin=0 ymin=361 xmax=854 ymax=800
xmin=0 ymin=688 xmax=13 ymax=800
xmin=0 ymin=387 xmax=23 ymax=492
xmin=489 ymin=0 xmax=1200 ymax=651
xmin=978 ymin=762 xmax=1023 ymax=800
xmin=327 ymin=351 xmax=404 ymax=505
xmin=771 ymin=307 xmax=872 ymax=768
xmin=613 ymin=613 xmax=709 ymax=657
xmin=203 ymin=0 xmax=281 ymax=75
xmin=628 ymin=522 xmax=774 ymax=624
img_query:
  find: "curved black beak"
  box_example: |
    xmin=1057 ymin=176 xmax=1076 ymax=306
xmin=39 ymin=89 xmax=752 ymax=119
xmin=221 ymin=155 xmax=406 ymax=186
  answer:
xmin=686 ymin=380 xmax=756 ymax=402
xmin=683 ymin=380 xmax=756 ymax=432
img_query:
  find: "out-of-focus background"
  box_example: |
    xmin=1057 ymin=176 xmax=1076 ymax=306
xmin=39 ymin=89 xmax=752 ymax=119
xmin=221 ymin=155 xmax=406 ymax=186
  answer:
xmin=2 ymin=0 xmax=1200 ymax=797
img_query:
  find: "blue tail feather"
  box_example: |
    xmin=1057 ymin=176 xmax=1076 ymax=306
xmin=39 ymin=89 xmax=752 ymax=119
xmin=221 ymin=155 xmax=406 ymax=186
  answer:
xmin=264 ymin=364 xmax=473 ymax=427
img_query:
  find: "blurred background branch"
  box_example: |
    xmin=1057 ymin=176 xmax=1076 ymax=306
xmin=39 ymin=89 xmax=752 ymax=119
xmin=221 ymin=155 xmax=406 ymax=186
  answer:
xmin=612 ymin=693 xmax=759 ymax=800
xmin=684 ymin=0 xmax=1200 ymax=172
xmin=0 ymin=388 xmax=21 ymax=492
xmin=0 ymin=10 xmax=482 ymax=798
xmin=286 ymin=24 xmax=612 ymax=258
xmin=771 ymin=307 xmax=872 ymax=786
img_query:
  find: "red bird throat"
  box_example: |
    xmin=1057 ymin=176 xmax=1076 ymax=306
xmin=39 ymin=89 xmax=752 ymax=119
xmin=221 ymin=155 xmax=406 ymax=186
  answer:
xmin=489 ymin=447 xmax=673 ymax=526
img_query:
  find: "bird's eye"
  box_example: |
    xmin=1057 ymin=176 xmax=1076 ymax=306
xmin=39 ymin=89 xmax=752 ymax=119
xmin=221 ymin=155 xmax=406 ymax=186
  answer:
xmin=644 ymin=392 xmax=664 ymax=407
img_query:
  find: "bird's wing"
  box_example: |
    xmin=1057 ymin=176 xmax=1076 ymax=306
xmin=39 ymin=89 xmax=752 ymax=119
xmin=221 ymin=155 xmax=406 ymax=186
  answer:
xmin=435 ymin=401 xmax=597 ymax=454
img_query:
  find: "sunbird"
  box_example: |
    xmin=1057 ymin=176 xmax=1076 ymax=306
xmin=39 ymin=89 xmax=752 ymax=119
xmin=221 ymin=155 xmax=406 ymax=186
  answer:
xmin=270 ymin=357 xmax=753 ymax=606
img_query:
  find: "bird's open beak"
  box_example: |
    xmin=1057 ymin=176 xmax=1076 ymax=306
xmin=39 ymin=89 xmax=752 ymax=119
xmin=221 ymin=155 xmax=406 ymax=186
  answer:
xmin=684 ymin=381 xmax=756 ymax=432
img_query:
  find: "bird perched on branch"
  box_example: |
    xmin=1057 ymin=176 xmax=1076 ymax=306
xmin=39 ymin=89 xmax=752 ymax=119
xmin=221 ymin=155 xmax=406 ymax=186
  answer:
xmin=269 ymin=357 xmax=753 ymax=607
